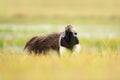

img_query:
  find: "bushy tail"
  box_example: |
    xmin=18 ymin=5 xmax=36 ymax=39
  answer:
xmin=24 ymin=36 xmax=37 ymax=50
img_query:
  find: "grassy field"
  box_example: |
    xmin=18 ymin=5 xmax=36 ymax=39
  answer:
xmin=0 ymin=0 xmax=120 ymax=17
xmin=0 ymin=52 xmax=120 ymax=80
xmin=0 ymin=24 xmax=120 ymax=80
xmin=0 ymin=0 xmax=120 ymax=79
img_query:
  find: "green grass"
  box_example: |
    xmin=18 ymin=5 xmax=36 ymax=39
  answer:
xmin=0 ymin=24 xmax=120 ymax=51
xmin=0 ymin=18 xmax=120 ymax=25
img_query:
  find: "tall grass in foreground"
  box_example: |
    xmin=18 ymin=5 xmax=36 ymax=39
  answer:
xmin=0 ymin=24 xmax=120 ymax=80
xmin=0 ymin=51 xmax=120 ymax=80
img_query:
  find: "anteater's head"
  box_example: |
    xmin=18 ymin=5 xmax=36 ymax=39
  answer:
xmin=60 ymin=25 xmax=79 ymax=51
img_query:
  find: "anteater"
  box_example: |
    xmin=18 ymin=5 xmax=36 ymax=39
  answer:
xmin=24 ymin=25 xmax=81 ymax=55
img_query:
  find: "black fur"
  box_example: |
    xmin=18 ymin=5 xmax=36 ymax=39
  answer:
xmin=60 ymin=26 xmax=79 ymax=50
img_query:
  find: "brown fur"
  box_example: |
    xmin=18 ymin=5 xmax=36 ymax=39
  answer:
xmin=24 ymin=33 xmax=61 ymax=55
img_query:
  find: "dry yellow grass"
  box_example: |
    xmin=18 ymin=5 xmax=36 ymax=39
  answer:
xmin=0 ymin=51 xmax=120 ymax=80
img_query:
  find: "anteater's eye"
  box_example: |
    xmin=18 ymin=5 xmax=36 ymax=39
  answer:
xmin=74 ymin=32 xmax=77 ymax=35
xmin=73 ymin=32 xmax=77 ymax=37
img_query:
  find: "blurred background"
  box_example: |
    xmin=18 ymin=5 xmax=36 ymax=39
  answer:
xmin=0 ymin=0 xmax=120 ymax=23
xmin=0 ymin=0 xmax=120 ymax=52
xmin=0 ymin=0 xmax=120 ymax=21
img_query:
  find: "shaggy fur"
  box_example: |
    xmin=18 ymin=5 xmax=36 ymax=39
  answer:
xmin=24 ymin=33 xmax=61 ymax=55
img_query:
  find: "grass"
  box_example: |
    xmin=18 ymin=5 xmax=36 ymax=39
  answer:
xmin=0 ymin=51 xmax=120 ymax=80
xmin=0 ymin=0 xmax=120 ymax=79
xmin=1 ymin=0 xmax=120 ymax=17
xmin=0 ymin=23 xmax=120 ymax=80
xmin=0 ymin=24 xmax=120 ymax=51
xmin=0 ymin=18 xmax=120 ymax=26
xmin=0 ymin=0 xmax=120 ymax=24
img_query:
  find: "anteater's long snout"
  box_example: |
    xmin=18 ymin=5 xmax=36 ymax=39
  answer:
xmin=65 ymin=25 xmax=75 ymax=32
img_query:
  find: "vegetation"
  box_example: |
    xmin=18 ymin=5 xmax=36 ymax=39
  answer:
xmin=0 ymin=52 xmax=120 ymax=80
xmin=0 ymin=24 xmax=120 ymax=80
xmin=0 ymin=0 xmax=120 ymax=79
xmin=0 ymin=0 xmax=120 ymax=24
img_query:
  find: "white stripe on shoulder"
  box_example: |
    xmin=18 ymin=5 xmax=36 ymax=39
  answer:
xmin=73 ymin=44 xmax=81 ymax=54
xmin=59 ymin=46 xmax=67 ymax=55
xmin=59 ymin=44 xmax=81 ymax=55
